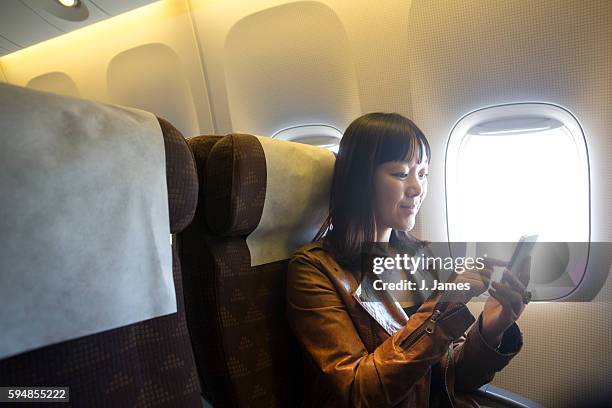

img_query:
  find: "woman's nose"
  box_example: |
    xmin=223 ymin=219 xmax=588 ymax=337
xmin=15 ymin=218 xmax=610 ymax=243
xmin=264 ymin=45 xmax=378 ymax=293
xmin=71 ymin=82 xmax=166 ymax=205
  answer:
xmin=404 ymin=174 xmax=423 ymax=197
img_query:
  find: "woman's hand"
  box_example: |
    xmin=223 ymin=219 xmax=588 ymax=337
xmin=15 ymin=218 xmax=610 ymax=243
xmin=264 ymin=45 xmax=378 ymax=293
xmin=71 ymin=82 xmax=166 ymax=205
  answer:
xmin=439 ymin=258 xmax=503 ymax=304
xmin=481 ymin=256 xmax=531 ymax=347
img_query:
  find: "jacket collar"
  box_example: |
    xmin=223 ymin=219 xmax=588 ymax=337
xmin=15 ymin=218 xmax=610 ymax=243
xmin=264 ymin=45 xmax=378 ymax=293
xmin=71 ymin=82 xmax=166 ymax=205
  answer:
xmin=312 ymin=240 xmax=412 ymax=337
xmin=352 ymin=283 xmax=409 ymax=336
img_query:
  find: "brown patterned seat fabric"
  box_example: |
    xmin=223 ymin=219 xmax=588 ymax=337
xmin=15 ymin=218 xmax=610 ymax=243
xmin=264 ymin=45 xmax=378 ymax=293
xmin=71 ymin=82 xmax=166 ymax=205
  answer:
xmin=179 ymin=134 xmax=304 ymax=407
xmin=0 ymin=117 xmax=201 ymax=407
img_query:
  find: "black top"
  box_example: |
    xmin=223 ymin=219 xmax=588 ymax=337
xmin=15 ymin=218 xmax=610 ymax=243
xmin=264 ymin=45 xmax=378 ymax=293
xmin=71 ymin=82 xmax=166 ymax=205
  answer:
xmin=402 ymin=305 xmax=420 ymax=318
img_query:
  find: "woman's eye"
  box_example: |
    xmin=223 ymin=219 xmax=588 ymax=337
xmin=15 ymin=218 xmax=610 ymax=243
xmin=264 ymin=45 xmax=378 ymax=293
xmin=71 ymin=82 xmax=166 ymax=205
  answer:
xmin=419 ymin=172 xmax=429 ymax=179
xmin=393 ymin=172 xmax=409 ymax=178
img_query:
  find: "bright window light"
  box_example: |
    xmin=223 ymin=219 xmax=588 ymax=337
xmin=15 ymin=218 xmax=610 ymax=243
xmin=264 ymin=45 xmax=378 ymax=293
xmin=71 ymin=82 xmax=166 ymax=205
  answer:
xmin=272 ymin=124 xmax=341 ymax=152
xmin=446 ymin=103 xmax=590 ymax=242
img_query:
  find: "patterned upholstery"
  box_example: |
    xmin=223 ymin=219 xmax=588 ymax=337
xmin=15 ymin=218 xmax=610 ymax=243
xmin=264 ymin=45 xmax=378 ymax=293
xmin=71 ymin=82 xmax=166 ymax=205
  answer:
xmin=179 ymin=134 xmax=305 ymax=407
xmin=0 ymin=117 xmax=201 ymax=407
xmin=205 ymin=134 xmax=267 ymax=236
xmin=159 ymin=117 xmax=199 ymax=233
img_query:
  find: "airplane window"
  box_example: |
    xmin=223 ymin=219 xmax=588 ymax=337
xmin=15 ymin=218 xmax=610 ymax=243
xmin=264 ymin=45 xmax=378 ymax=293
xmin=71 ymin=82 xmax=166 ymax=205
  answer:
xmin=446 ymin=104 xmax=592 ymax=300
xmin=446 ymin=103 xmax=590 ymax=243
xmin=272 ymin=124 xmax=342 ymax=153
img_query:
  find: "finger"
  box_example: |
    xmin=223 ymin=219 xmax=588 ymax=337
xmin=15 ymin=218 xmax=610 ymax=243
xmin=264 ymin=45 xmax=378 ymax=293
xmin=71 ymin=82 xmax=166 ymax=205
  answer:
xmin=451 ymin=267 xmax=492 ymax=283
xmin=491 ymin=281 xmax=523 ymax=305
xmin=473 ymin=270 xmax=492 ymax=285
xmin=489 ymin=288 xmax=525 ymax=318
xmin=488 ymin=288 xmax=511 ymax=307
xmin=501 ymin=270 xmax=526 ymax=293
xmin=465 ymin=269 xmax=492 ymax=288
xmin=483 ymin=257 xmax=508 ymax=268
xmin=488 ymin=288 xmax=516 ymax=313
xmin=475 ymin=264 xmax=494 ymax=278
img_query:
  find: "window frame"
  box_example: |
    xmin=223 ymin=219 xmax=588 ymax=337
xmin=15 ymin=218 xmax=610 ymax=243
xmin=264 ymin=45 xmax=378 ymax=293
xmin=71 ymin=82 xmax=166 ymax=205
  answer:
xmin=444 ymin=102 xmax=592 ymax=300
xmin=271 ymin=124 xmax=342 ymax=152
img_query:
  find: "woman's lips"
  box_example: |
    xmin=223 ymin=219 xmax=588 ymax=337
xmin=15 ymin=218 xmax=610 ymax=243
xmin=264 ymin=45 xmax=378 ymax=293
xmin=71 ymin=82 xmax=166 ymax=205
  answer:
xmin=400 ymin=204 xmax=417 ymax=215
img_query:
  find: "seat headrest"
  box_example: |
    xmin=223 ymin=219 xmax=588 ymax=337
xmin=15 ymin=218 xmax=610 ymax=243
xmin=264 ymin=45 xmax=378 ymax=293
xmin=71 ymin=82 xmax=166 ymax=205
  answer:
xmin=204 ymin=133 xmax=267 ymax=235
xmin=158 ymin=117 xmax=198 ymax=233
xmin=201 ymin=133 xmax=335 ymax=266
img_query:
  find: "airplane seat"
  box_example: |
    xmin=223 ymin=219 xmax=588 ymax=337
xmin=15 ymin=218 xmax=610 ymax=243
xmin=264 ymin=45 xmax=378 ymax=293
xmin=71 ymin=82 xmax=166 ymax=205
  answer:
xmin=179 ymin=134 xmax=335 ymax=407
xmin=0 ymin=83 xmax=202 ymax=407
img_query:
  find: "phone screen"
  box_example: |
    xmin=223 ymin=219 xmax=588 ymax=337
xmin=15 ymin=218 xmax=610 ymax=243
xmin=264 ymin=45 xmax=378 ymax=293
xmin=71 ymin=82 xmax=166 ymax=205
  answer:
xmin=506 ymin=234 xmax=539 ymax=275
xmin=484 ymin=235 xmax=539 ymax=288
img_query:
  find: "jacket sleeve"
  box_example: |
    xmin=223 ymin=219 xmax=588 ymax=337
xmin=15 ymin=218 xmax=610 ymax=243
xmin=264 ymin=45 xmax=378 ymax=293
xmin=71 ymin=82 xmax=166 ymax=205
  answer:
xmin=452 ymin=312 xmax=523 ymax=392
xmin=286 ymin=252 xmax=476 ymax=408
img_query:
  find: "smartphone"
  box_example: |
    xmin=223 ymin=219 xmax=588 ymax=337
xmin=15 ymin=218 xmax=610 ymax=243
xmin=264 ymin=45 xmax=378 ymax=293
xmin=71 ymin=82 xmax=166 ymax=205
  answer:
xmin=505 ymin=234 xmax=539 ymax=279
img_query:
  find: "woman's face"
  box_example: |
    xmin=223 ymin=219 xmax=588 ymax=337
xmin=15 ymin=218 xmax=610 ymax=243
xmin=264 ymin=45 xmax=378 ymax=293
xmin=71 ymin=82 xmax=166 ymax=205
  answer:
xmin=373 ymin=155 xmax=429 ymax=236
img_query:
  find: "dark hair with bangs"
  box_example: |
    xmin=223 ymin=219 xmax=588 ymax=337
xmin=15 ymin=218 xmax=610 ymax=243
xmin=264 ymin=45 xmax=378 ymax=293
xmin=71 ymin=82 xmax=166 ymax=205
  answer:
xmin=323 ymin=112 xmax=430 ymax=268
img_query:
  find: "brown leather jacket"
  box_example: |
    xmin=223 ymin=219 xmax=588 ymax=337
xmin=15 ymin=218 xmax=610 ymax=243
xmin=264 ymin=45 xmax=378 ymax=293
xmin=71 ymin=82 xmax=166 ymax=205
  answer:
xmin=287 ymin=242 xmax=523 ymax=408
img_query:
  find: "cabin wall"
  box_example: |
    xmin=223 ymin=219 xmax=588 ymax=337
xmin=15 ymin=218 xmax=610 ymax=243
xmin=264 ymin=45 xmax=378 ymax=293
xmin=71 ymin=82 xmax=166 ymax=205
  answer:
xmin=189 ymin=0 xmax=416 ymax=136
xmin=402 ymin=3 xmax=612 ymax=405
xmin=0 ymin=0 xmax=610 ymax=406
xmin=407 ymin=2 xmax=612 ymax=406
xmin=0 ymin=62 xmax=6 ymax=82
xmin=406 ymin=0 xmax=612 ymax=243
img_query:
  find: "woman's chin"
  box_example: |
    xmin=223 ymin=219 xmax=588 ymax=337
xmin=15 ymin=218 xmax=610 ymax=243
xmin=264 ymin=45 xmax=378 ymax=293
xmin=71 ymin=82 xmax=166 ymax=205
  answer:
xmin=396 ymin=219 xmax=416 ymax=232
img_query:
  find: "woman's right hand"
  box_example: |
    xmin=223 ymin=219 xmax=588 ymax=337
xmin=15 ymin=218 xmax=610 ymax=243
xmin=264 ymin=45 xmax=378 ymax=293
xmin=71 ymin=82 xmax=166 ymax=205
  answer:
xmin=438 ymin=258 xmax=505 ymax=304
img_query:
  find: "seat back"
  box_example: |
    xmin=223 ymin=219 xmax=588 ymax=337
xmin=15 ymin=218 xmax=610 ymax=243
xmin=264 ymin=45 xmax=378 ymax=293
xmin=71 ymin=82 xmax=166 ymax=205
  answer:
xmin=0 ymin=84 xmax=201 ymax=407
xmin=179 ymin=134 xmax=335 ymax=407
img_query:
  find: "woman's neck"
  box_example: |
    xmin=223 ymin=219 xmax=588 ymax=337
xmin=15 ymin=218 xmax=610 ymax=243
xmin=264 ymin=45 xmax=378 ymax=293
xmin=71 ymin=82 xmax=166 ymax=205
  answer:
xmin=375 ymin=227 xmax=392 ymax=243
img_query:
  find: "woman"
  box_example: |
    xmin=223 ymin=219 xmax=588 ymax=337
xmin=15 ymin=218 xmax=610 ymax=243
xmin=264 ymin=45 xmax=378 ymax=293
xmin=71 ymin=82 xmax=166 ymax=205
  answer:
xmin=287 ymin=113 xmax=530 ymax=407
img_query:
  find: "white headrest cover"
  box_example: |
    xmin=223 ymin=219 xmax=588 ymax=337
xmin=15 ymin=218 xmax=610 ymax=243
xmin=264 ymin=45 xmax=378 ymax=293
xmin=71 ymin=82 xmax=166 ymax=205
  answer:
xmin=0 ymin=83 xmax=174 ymax=359
xmin=247 ymin=136 xmax=335 ymax=266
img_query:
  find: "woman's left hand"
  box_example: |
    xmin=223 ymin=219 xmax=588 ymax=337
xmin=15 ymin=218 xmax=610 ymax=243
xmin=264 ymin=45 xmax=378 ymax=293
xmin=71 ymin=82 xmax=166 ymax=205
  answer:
xmin=481 ymin=256 xmax=531 ymax=347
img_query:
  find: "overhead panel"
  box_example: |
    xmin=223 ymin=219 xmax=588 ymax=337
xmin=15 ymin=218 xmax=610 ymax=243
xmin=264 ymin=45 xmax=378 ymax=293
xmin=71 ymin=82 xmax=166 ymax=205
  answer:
xmin=0 ymin=1 xmax=62 ymax=48
xmin=0 ymin=35 xmax=20 ymax=53
xmin=21 ymin=0 xmax=109 ymax=33
xmin=0 ymin=0 xmax=158 ymax=56
xmin=90 ymin=0 xmax=156 ymax=16
xmin=0 ymin=46 xmax=14 ymax=58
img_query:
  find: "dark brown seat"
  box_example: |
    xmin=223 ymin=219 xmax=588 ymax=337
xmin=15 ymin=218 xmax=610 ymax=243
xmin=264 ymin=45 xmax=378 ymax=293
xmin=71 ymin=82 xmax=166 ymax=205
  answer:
xmin=0 ymin=117 xmax=202 ymax=407
xmin=179 ymin=134 xmax=335 ymax=407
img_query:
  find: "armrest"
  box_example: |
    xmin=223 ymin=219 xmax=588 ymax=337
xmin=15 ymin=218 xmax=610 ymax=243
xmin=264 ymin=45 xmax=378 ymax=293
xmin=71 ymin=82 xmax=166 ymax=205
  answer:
xmin=471 ymin=384 xmax=544 ymax=408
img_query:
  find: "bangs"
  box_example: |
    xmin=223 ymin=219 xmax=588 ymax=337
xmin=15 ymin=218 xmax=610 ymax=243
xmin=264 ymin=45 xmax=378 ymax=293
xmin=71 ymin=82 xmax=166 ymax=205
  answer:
xmin=327 ymin=112 xmax=430 ymax=265
xmin=375 ymin=115 xmax=430 ymax=164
